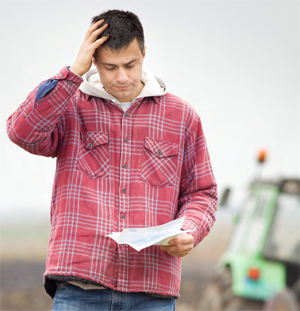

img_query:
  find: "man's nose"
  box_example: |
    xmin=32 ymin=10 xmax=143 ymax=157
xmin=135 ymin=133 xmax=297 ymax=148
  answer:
xmin=116 ymin=68 xmax=128 ymax=83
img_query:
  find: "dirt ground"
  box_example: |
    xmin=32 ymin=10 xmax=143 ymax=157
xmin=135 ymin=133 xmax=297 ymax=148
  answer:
xmin=0 ymin=215 xmax=232 ymax=311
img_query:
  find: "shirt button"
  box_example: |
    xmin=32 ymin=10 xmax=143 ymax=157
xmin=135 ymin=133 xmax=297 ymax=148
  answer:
xmin=124 ymin=113 xmax=128 ymax=118
xmin=88 ymin=142 xmax=93 ymax=148
xmin=157 ymin=150 xmax=162 ymax=156
xmin=121 ymin=214 xmax=126 ymax=219
xmin=123 ymin=164 xmax=127 ymax=169
xmin=122 ymin=188 xmax=126 ymax=193
xmin=124 ymin=138 xmax=128 ymax=143
xmin=67 ymin=81 xmax=72 ymax=85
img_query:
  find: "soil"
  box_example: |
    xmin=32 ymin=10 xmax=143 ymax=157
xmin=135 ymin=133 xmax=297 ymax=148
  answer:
xmin=0 ymin=216 xmax=232 ymax=310
xmin=0 ymin=259 xmax=215 ymax=311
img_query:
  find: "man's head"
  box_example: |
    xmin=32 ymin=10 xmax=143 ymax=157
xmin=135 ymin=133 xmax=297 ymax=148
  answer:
xmin=91 ymin=10 xmax=146 ymax=103
xmin=91 ymin=10 xmax=145 ymax=57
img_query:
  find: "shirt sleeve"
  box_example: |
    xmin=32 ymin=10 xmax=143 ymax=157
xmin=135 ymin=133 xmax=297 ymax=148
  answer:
xmin=34 ymin=66 xmax=79 ymax=103
xmin=178 ymin=118 xmax=218 ymax=247
xmin=6 ymin=67 xmax=83 ymax=157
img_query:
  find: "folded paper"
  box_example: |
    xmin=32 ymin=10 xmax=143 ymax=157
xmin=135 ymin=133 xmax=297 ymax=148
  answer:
xmin=107 ymin=216 xmax=194 ymax=252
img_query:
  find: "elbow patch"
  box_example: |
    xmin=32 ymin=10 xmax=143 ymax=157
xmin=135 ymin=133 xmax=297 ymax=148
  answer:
xmin=35 ymin=79 xmax=59 ymax=103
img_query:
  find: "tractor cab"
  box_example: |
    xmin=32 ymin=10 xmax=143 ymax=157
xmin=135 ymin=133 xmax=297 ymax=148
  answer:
xmin=220 ymin=179 xmax=300 ymax=300
xmin=199 ymin=150 xmax=300 ymax=311
xmin=263 ymin=179 xmax=300 ymax=267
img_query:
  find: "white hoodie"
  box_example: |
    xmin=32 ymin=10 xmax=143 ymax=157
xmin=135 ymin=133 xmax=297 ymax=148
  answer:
xmin=79 ymin=67 xmax=167 ymax=109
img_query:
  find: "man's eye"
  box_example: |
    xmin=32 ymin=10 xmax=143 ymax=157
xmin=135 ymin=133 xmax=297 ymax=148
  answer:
xmin=126 ymin=65 xmax=134 ymax=69
xmin=106 ymin=67 xmax=115 ymax=71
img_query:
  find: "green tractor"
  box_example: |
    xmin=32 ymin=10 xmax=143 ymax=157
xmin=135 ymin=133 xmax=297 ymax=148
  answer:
xmin=199 ymin=168 xmax=300 ymax=310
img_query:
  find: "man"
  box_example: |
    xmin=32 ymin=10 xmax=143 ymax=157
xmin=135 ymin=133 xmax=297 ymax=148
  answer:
xmin=7 ymin=10 xmax=217 ymax=311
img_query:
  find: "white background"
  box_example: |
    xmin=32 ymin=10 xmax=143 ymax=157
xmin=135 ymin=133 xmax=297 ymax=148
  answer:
xmin=0 ymin=0 xmax=299 ymax=222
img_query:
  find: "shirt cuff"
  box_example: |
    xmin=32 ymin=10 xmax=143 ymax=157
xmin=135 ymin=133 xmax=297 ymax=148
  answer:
xmin=181 ymin=219 xmax=202 ymax=247
xmin=67 ymin=66 xmax=83 ymax=78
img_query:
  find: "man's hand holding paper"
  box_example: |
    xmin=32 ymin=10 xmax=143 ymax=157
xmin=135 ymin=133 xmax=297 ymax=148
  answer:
xmin=106 ymin=216 xmax=194 ymax=254
xmin=160 ymin=233 xmax=194 ymax=258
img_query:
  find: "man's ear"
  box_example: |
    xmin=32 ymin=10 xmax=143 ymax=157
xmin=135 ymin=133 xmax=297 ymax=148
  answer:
xmin=142 ymin=46 xmax=146 ymax=59
xmin=92 ymin=58 xmax=96 ymax=66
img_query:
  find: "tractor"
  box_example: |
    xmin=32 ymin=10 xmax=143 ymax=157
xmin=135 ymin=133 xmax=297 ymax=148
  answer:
xmin=199 ymin=152 xmax=300 ymax=311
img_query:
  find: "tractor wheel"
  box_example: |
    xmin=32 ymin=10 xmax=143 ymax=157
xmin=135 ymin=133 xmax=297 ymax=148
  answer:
xmin=292 ymin=280 xmax=300 ymax=305
xmin=263 ymin=290 xmax=298 ymax=311
xmin=198 ymin=268 xmax=232 ymax=311
xmin=224 ymin=296 xmax=262 ymax=311
xmin=198 ymin=269 xmax=262 ymax=311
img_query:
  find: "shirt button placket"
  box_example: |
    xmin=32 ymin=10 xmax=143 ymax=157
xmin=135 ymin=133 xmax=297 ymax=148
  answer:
xmin=120 ymin=111 xmax=130 ymax=229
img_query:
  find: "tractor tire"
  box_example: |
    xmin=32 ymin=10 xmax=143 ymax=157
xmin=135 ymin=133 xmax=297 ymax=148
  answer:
xmin=224 ymin=296 xmax=262 ymax=311
xmin=198 ymin=269 xmax=263 ymax=311
xmin=263 ymin=289 xmax=298 ymax=311
xmin=292 ymin=280 xmax=300 ymax=305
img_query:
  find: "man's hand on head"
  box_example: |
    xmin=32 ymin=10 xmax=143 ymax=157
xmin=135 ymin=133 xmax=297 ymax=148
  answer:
xmin=70 ymin=20 xmax=109 ymax=76
xmin=160 ymin=233 xmax=194 ymax=258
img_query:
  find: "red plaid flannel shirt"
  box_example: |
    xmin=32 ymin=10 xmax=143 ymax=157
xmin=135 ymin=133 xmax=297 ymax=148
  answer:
xmin=7 ymin=67 xmax=217 ymax=298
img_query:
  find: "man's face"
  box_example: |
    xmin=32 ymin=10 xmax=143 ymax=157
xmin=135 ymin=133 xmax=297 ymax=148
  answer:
xmin=93 ymin=39 xmax=145 ymax=103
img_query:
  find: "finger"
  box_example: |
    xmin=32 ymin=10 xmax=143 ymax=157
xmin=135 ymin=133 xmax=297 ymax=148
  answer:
xmin=169 ymin=234 xmax=194 ymax=246
xmin=161 ymin=243 xmax=193 ymax=255
xmin=161 ymin=247 xmax=191 ymax=258
xmin=166 ymin=244 xmax=193 ymax=255
xmin=85 ymin=19 xmax=105 ymax=39
xmin=173 ymin=245 xmax=193 ymax=254
xmin=171 ymin=251 xmax=191 ymax=258
xmin=169 ymin=249 xmax=191 ymax=257
xmin=92 ymin=35 xmax=110 ymax=49
xmin=91 ymin=19 xmax=105 ymax=31
xmin=88 ymin=23 xmax=109 ymax=43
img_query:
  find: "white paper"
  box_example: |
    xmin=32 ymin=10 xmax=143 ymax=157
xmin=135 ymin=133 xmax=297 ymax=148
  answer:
xmin=106 ymin=216 xmax=194 ymax=252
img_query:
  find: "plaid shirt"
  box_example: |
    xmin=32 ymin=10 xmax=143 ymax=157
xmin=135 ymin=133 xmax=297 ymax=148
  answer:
xmin=7 ymin=67 xmax=217 ymax=298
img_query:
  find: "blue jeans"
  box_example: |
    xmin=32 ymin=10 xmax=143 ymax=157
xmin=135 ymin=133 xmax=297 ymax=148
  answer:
xmin=53 ymin=282 xmax=176 ymax=311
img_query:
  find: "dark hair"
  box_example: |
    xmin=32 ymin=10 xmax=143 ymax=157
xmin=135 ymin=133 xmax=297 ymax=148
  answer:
xmin=91 ymin=10 xmax=144 ymax=59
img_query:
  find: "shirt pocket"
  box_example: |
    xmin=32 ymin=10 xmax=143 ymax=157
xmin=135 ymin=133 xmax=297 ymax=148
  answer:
xmin=141 ymin=137 xmax=179 ymax=187
xmin=76 ymin=131 xmax=109 ymax=178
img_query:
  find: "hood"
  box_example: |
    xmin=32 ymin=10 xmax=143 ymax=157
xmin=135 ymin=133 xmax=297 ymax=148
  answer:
xmin=79 ymin=67 xmax=167 ymax=102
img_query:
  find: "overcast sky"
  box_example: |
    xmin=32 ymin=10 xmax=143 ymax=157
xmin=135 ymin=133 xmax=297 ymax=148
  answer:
xmin=0 ymin=0 xmax=299 ymax=221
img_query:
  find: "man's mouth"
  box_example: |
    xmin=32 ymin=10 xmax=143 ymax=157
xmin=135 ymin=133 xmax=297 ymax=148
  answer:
xmin=115 ymin=85 xmax=130 ymax=91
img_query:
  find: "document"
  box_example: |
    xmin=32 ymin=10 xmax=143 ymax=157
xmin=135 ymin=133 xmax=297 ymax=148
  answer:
xmin=107 ymin=216 xmax=193 ymax=252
